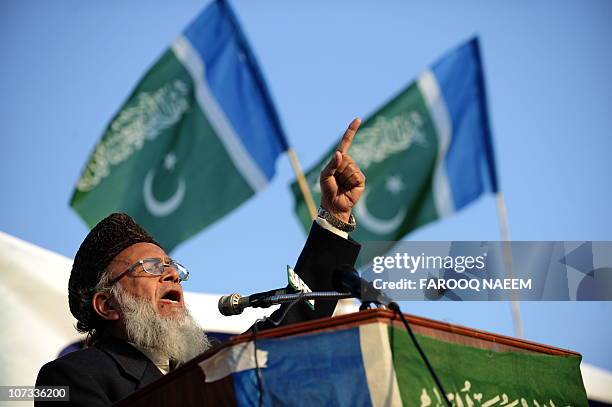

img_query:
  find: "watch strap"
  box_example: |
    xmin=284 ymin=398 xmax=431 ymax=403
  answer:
xmin=317 ymin=207 xmax=356 ymax=233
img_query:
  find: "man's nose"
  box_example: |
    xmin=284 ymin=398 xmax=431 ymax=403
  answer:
xmin=161 ymin=264 xmax=180 ymax=283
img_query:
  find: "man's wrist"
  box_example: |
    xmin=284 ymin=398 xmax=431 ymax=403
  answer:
xmin=319 ymin=203 xmax=351 ymax=223
xmin=317 ymin=207 xmax=356 ymax=233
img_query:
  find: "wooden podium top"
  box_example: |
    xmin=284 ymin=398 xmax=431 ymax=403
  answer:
xmin=228 ymin=308 xmax=579 ymax=356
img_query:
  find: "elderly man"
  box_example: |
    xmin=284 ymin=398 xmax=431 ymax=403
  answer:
xmin=35 ymin=119 xmax=366 ymax=406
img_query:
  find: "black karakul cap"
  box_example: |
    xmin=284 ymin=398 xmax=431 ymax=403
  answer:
xmin=68 ymin=213 xmax=161 ymax=328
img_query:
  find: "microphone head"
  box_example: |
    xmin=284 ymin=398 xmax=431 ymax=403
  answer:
xmin=218 ymin=293 xmax=243 ymax=316
xmin=332 ymin=265 xmax=362 ymax=298
xmin=333 ymin=265 xmax=393 ymax=305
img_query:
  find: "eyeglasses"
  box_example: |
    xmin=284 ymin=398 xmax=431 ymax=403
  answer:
xmin=110 ymin=258 xmax=190 ymax=284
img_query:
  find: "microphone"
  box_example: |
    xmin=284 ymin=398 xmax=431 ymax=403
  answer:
xmin=218 ymin=287 xmax=354 ymax=316
xmin=332 ymin=265 xmax=393 ymax=305
xmin=218 ymin=288 xmax=287 ymax=316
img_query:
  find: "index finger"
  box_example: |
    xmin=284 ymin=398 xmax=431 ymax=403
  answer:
xmin=337 ymin=117 xmax=362 ymax=154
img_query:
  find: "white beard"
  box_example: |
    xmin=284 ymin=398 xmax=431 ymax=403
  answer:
xmin=113 ymin=286 xmax=210 ymax=364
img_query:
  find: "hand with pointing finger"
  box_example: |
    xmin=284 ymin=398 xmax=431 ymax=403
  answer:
xmin=319 ymin=118 xmax=366 ymax=224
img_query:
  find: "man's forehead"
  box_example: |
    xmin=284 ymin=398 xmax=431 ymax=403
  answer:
xmin=109 ymin=242 xmax=167 ymax=267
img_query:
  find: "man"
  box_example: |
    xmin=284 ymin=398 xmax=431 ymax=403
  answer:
xmin=35 ymin=119 xmax=366 ymax=406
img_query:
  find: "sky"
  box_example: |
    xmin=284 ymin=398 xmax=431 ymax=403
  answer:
xmin=1 ymin=0 xmax=611 ymax=371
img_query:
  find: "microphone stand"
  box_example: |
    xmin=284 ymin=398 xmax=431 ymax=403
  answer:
xmin=252 ymin=291 xmax=352 ymax=308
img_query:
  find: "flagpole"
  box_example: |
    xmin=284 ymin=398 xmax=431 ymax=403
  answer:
xmin=496 ymin=192 xmax=524 ymax=339
xmin=287 ymin=148 xmax=317 ymax=220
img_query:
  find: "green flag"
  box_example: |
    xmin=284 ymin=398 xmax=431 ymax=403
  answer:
xmin=291 ymin=38 xmax=497 ymax=252
xmin=71 ymin=0 xmax=288 ymax=251
xmin=389 ymin=326 xmax=587 ymax=406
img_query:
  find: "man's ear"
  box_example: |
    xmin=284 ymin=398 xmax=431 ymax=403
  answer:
xmin=92 ymin=291 xmax=120 ymax=321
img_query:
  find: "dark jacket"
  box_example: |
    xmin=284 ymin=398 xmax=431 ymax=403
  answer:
xmin=35 ymin=337 xmax=162 ymax=407
xmin=35 ymin=222 xmax=361 ymax=406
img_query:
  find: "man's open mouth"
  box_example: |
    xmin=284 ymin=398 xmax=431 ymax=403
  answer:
xmin=160 ymin=289 xmax=182 ymax=304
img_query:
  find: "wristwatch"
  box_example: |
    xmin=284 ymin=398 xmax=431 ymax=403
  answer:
xmin=317 ymin=207 xmax=357 ymax=233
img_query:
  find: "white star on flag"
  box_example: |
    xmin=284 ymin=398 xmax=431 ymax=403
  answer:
xmin=164 ymin=152 xmax=177 ymax=171
xmin=385 ymin=174 xmax=404 ymax=195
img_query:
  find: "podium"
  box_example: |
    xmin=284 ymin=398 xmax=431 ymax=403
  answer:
xmin=115 ymin=310 xmax=588 ymax=406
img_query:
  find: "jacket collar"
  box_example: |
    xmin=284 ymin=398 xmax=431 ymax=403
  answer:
xmin=96 ymin=337 xmax=163 ymax=388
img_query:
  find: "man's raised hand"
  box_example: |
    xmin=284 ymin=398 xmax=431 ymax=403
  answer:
xmin=319 ymin=118 xmax=366 ymax=224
